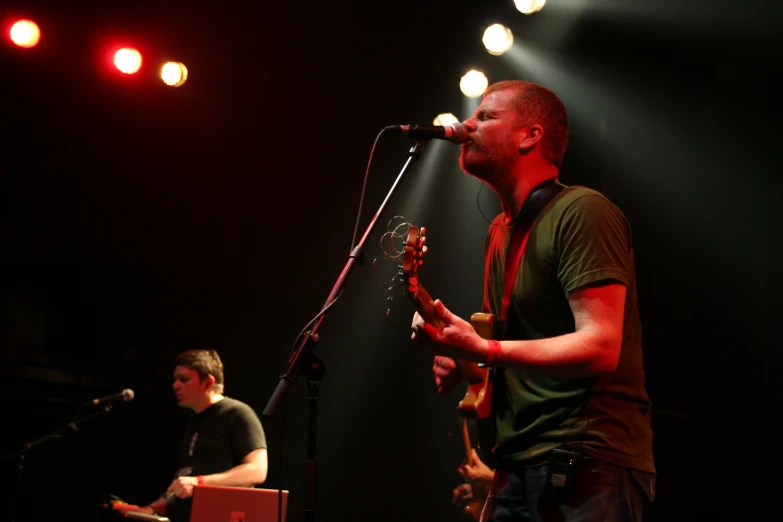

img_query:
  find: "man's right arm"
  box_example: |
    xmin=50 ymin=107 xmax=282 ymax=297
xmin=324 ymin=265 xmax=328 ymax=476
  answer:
xmin=111 ymin=495 xmax=167 ymax=516
xmin=146 ymin=496 xmax=168 ymax=516
xmin=433 ymin=356 xmax=484 ymax=395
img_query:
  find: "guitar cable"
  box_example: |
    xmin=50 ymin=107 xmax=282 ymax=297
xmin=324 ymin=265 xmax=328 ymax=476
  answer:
xmin=575 ymin=393 xmax=593 ymax=453
xmin=565 ymin=387 xmax=594 ymax=459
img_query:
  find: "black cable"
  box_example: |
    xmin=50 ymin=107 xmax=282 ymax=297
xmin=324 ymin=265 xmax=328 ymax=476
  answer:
xmin=286 ymin=125 xmax=385 ymax=356
xmin=274 ymin=125 xmax=389 ymax=522
xmin=287 ymin=290 xmax=343 ymax=356
xmin=349 ymin=127 xmax=393 ymax=252
xmin=576 ymin=390 xmax=593 ymax=453
xmin=475 ymin=180 xmax=495 ymax=225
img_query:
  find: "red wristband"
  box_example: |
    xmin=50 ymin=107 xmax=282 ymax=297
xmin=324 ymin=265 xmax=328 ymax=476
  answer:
xmin=486 ymin=340 xmax=501 ymax=366
xmin=197 ymin=475 xmax=205 ymax=486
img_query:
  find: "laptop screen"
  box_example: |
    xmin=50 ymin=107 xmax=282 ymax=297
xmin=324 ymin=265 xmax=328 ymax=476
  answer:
xmin=190 ymin=486 xmax=289 ymax=522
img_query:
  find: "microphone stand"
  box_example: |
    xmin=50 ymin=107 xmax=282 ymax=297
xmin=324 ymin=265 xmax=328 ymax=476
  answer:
xmin=1 ymin=404 xmax=115 ymax=522
xmin=263 ymin=139 xmax=428 ymax=522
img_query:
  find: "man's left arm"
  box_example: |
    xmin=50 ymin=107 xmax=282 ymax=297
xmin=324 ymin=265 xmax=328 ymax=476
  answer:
xmin=490 ymin=281 xmax=625 ymax=378
xmin=166 ymin=448 xmax=268 ymax=498
xmin=197 ymin=447 xmax=268 ymax=487
xmin=202 ymin=402 xmax=269 ymax=486
xmin=415 ymin=193 xmax=629 ymax=378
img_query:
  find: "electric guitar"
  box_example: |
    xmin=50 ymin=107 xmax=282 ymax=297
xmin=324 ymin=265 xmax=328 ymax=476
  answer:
xmin=401 ymin=225 xmax=496 ymax=420
xmin=455 ymin=417 xmax=491 ymax=522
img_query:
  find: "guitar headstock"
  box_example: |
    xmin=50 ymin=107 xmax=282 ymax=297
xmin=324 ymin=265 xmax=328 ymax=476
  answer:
xmin=401 ymin=225 xmax=427 ymax=297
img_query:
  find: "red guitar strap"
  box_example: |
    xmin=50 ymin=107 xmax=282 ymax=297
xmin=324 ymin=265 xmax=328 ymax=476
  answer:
xmin=498 ymin=180 xmax=564 ymax=329
xmin=475 ymin=180 xmax=563 ymax=458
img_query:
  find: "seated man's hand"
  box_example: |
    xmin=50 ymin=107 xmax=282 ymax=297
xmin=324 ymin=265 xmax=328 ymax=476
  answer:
xmin=166 ymin=476 xmax=199 ymax=499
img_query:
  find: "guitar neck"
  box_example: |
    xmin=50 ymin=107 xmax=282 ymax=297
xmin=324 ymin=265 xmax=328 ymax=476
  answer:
xmin=461 ymin=418 xmax=474 ymax=464
xmin=410 ymin=283 xmax=444 ymax=328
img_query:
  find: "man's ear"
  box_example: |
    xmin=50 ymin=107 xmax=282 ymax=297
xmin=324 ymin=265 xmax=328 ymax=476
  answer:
xmin=203 ymin=374 xmax=216 ymax=392
xmin=518 ymin=124 xmax=544 ymax=152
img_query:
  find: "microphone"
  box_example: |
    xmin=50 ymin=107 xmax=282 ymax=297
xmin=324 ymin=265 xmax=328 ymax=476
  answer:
xmin=89 ymin=388 xmax=135 ymax=406
xmin=387 ymin=123 xmax=468 ymax=143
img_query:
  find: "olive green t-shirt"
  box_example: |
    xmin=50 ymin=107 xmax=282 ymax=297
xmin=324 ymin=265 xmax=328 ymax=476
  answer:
xmin=483 ymin=183 xmax=655 ymax=473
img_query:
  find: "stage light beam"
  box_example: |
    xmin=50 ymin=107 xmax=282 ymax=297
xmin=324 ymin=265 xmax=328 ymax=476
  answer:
xmin=460 ymin=70 xmax=488 ymax=98
xmin=114 ymin=48 xmax=142 ymax=74
xmin=161 ymin=61 xmax=188 ymax=87
xmin=433 ymin=113 xmax=459 ymax=126
xmin=482 ymin=24 xmax=514 ymax=56
xmin=10 ymin=20 xmax=40 ymax=48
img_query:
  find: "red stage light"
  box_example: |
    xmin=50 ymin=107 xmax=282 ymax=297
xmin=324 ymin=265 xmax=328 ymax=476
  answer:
xmin=114 ymin=47 xmax=142 ymax=74
xmin=10 ymin=19 xmax=41 ymax=48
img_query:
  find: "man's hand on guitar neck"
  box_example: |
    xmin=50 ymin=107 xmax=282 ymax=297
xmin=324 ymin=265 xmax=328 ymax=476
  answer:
xmin=411 ymin=299 xmax=488 ymax=364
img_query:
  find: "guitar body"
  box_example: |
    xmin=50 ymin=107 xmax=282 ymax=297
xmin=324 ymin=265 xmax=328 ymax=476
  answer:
xmin=462 ymin=494 xmax=487 ymax=522
xmin=457 ymin=313 xmax=495 ymax=420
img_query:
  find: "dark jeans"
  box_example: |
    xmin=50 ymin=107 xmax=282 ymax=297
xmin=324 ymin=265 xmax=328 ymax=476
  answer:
xmin=481 ymin=455 xmax=655 ymax=522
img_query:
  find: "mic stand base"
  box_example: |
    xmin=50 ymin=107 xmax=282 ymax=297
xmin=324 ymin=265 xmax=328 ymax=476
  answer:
xmin=2 ymin=404 xmax=115 ymax=522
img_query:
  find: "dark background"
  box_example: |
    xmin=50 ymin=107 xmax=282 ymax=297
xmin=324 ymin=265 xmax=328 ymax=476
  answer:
xmin=1 ymin=0 xmax=781 ymax=521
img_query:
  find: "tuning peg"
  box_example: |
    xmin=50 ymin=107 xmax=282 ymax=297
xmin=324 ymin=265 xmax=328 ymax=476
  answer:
xmin=420 ymin=226 xmax=427 ymax=235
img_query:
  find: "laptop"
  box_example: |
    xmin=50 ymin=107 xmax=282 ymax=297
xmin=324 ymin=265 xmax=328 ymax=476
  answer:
xmin=190 ymin=485 xmax=289 ymax=522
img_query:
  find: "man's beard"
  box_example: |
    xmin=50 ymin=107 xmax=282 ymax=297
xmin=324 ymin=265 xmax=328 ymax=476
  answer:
xmin=459 ymin=143 xmax=486 ymax=177
xmin=459 ymin=143 xmax=505 ymax=182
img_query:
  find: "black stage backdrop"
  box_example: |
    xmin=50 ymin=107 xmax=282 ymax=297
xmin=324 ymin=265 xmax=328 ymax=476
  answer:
xmin=1 ymin=1 xmax=781 ymax=521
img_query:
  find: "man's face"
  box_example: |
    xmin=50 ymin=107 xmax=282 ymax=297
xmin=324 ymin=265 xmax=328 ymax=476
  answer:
xmin=172 ymin=365 xmax=209 ymax=411
xmin=459 ymin=89 xmax=524 ymax=180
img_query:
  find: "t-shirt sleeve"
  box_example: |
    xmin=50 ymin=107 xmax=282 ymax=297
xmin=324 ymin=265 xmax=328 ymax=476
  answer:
xmin=231 ymin=403 xmax=268 ymax=461
xmin=556 ymin=192 xmax=632 ymax=296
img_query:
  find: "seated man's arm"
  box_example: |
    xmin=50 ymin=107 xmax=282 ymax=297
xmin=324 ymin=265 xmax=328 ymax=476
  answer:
xmin=200 ymin=448 xmax=268 ymax=487
xmin=112 ymin=495 xmax=168 ymax=516
xmin=147 ymin=496 xmax=169 ymax=515
xmin=166 ymin=448 xmax=268 ymax=498
xmin=198 ymin=402 xmax=268 ymax=487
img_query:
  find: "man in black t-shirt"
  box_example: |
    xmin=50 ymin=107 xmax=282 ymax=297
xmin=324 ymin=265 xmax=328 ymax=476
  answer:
xmin=112 ymin=349 xmax=267 ymax=522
